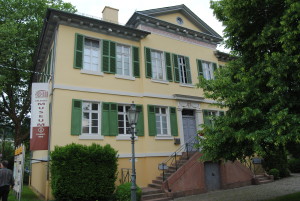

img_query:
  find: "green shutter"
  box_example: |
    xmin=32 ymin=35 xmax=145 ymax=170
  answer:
xmin=109 ymin=103 xmax=118 ymax=136
xmin=145 ymin=47 xmax=152 ymax=78
xmin=136 ymin=105 xmax=144 ymax=136
xmin=71 ymin=99 xmax=82 ymax=135
xmin=197 ymin=59 xmax=203 ymax=77
xmin=170 ymin=107 xmax=178 ymax=136
xmin=212 ymin=63 xmax=217 ymax=79
xmin=74 ymin=33 xmax=84 ymax=69
xmin=173 ymin=54 xmax=180 ymax=82
xmin=185 ymin=56 xmax=192 ymax=84
xmin=165 ymin=52 xmax=173 ymax=81
xmin=102 ymin=102 xmax=110 ymax=136
xmin=203 ymin=110 xmax=211 ymax=126
xmin=102 ymin=40 xmax=110 ymax=72
xmin=110 ymin=41 xmax=116 ymax=73
xmin=132 ymin=46 xmax=140 ymax=77
xmin=148 ymin=105 xmax=156 ymax=136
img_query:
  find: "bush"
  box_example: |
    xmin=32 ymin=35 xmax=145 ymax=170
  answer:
xmin=115 ymin=182 xmax=142 ymax=201
xmin=288 ymin=158 xmax=300 ymax=173
xmin=268 ymin=168 xmax=280 ymax=180
xmin=50 ymin=143 xmax=118 ymax=201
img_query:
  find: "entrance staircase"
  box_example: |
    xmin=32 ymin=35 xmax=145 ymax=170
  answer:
xmin=141 ymin=137 xmax=199 ymax=201
xmin=253 ymin=174 xmax=274 ymax=185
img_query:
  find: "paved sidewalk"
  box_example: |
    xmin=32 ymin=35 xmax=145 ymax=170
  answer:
xmin=175 ymin=174 xmax=300 ymax=201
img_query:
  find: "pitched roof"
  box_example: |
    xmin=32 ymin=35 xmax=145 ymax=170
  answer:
xmin=127 ymin=4 xmax=221 ymax=39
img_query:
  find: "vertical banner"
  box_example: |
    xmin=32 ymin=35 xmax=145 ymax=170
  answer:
xmin=30 ymin=83 xmax=49 ymax=150
xmin=13 ymin=144 xmax=26 ymax=201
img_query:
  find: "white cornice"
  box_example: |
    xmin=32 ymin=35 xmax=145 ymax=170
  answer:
xmin=53 ymin=84 xmax=217 ymax=104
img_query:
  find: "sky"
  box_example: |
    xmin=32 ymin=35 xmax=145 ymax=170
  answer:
xmin=65 ymin=0 xmax=227 ymax=51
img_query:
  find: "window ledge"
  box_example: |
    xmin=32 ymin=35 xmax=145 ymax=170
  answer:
xmin=151 ymin=79 xmax=169 ymax=84
xmin=115 ymin=74 xmax=136 ymax=81
xmin=180 ymin=83 xmax=194 ymax=88
xmin=81 ymin=70 xmax=104 ymax=76
xmin=79 ymin=135 xmax=104 ymax=140
xmin=116 ymin=135 xmax=138 ymax=141
xmin=155 ymin=136 xmax=174 ymax=140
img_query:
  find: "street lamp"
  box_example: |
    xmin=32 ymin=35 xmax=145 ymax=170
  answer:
xmin=126 ymin=102 xmax=140 ymax=201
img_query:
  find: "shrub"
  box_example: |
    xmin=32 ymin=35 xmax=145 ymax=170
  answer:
xmin=288 ymin=158 xmax=300 ymax=173
xmin=268 ymin=168 xmax=280 ymax=180
xmin=115 ymin=182 xmax=142 ymax=201
xmin=50 ymin=143 xmax=118 ymax=201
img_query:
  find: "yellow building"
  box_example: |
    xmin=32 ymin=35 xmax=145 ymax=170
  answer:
xmin=31 ymin=4 xmax=233 ymax=200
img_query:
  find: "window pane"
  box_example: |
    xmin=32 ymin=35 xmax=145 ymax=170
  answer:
xmin=92 ymin=104 xmax=98 ymax=110
xmin=119 ymin=128 xmax=124 ymax=134
xmin=91 ymin=127 xmax=98 ymax=133
xmin=161 ymin=108 xmax=166 ymax=114
xmin=118 ymin=106 xmax=123 ymax=112
xmin=118 ymin=120 xmax=124 ymax=127
xmin=82 ymin=127 xmax=89 ymax=133
xmin=92 ymin=120 xmax=98 ymax=126
xmin=155 ymin=108 xmax=159 ymax=114
xmin=163 ymin=128 xmax=168 ymax=135
xmin=83 ymin=102 xmax=90 ymax=110
xmin=83 ymin=112 xmax=89 ymax=119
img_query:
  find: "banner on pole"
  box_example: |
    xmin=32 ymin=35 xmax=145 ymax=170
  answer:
xmin=30 ymin=83 xmax=49 ymax=150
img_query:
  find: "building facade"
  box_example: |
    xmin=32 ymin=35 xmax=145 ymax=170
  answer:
xmin=31 ymin=5 xmax=230 ymax=199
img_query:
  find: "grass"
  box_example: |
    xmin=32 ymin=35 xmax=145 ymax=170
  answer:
xmin=265 ymin=192 xmax=300 ymax=201
xmin=8 ymin=185 xmax=42 ymax=201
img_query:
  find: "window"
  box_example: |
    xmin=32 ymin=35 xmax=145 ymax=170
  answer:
xmin=178 ymin=56 xmax=189 ymax=84
xmin=83 ymin=38 xmax=101 ymax=72
xmin=176 ymin=17 xmax=184 ymax=25
xmin=197 ymin=60 xmax=217 ymax=80
xmin=203 ymin=110 xmax=224 ymax=128
xmin=82 ymin=102 xmax=100 ymax=134
xmin=118 ymin=105 xmax=131 ymax=135
xmin=151 ymin=50 xmax=165 ymax=80
xmin=116 ymin=44 xmax=131 ymax=76
xmin=155 ymin=107 xmax=169 ymax=135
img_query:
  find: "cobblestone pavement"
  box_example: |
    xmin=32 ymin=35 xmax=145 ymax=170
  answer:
xmin=175 ymin=174 xmax=300 ymax=201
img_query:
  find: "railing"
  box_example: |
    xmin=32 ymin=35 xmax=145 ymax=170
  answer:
xmin=158 ymin=136 xmax=201 ymax=181
xmin=120 ymin=168 xmax=132 ymax=184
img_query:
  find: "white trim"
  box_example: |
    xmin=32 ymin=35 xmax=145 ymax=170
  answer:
xmin=116 ymin=135 xmax=138 ymax=141
xmin=151 ymin=79 xmax=169 ymax=84
xmin=81 ymin=69 xmax=104 ymax=76
xmin=79 ymin=134 xmax=104 ymax=140
xmin=118 ymin=152 xmax=182 ymax=158
xmin=179 ymin=84 xmax=195 ymax=88
xmin=31 ymin=157 xmax=49 ymax=164
xmin=115 ymin=74 xmax=135 ymax=80
xmin=155 ymin=136 xmax=174 ymax=140
xmin=53 ymin=84 xmax=218 ymax=103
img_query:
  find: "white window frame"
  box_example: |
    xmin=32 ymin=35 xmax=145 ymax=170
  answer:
xmin=151 ymin=49 xmax=166 ymax=81
xmin=81 ymin=101 xmax=101 ymax=135
xmin=117 ymin=104 xmax=131 ymax=136
xmin=82 ymin=37 xmax=102 ymax=75
xmin=202 ymin=61 xmax=215 ymax=80
xmin=116 ymin=44 xmax=132 ymax=77
xmin=178 ymin=56 xmax=188 ymax=84
xmin=155 ymin=106 xmax=171 ymax=136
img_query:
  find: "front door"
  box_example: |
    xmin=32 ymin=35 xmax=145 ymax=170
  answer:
xmin=182 ymin=109 xmax=197 ymax=143
xmin=204 ymin=162 xmax=221 ymax=191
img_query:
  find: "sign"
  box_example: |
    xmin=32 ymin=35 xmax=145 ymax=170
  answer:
xmin=30 ymin=83 xmax=49 ymax=150
xmin=13 ymin=144 xmax=26 ymax=201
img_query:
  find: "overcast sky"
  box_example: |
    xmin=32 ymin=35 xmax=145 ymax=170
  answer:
xmin=66 ymin=0 xmax=227 ymax=51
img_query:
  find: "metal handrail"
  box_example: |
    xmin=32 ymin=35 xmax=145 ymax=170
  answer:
xmin=159 ymin=136 xmax=200 ymax=181
xmin=120 ymin=168 xmax=132 ymax=184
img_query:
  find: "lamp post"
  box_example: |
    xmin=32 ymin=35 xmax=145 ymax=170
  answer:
xmin=126 ymin=102 xmax=140 ymax=201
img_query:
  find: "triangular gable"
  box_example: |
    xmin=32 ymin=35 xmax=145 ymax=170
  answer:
xmin=137 ymin=4 xmax=221 ymax=38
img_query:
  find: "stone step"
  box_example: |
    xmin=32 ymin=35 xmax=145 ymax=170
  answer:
xmin=153 ymin=179 xmax=163 ymax=185
xmin=142 ymin=187 xmax=163 ymax=195
xmin=258 ymin=179 xmax=273 ymax=184
xmin=142 ymin=193 xmax=168 ymax=200
xmin=148 ymin=183 xmax=161 ymax=189
xmin=143 ymin=197 xmax=172 ymax=201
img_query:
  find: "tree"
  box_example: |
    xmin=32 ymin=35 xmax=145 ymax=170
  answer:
xmin=0 ymin=0 xmax=76 ymax=146
xmin=197 ymin=0 xmax=300 ymax=176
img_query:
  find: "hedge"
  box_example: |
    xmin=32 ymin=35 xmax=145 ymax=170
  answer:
xmin=115 ymin=182 xmax=142 ymax=201
xmin=50 ymin=143 xmax=118 ymax=201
